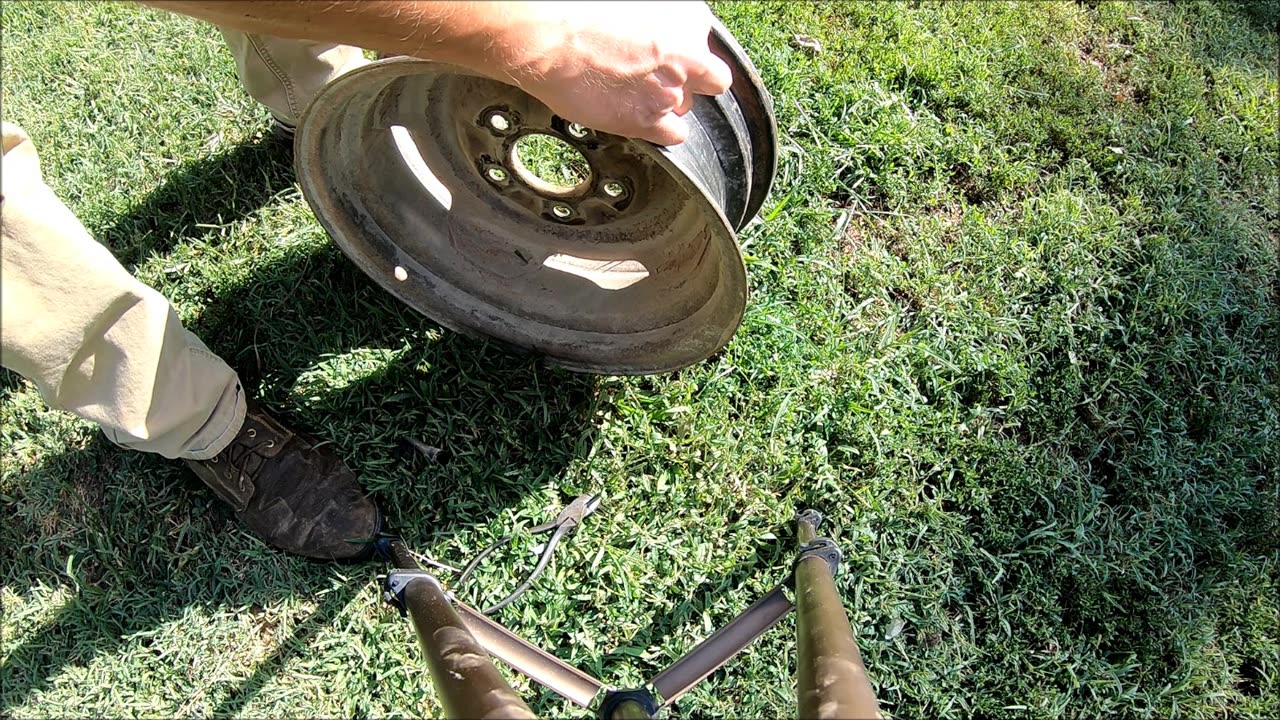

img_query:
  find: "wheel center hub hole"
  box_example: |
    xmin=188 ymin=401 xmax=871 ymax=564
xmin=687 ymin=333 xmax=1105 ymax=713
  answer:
xmin=511 ymin=133 xmax=591 ymax=194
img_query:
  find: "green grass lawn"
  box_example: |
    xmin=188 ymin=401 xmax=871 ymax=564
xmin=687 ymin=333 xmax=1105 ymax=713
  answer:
xmin=2 ymin=1 xmax=1277 ymax=717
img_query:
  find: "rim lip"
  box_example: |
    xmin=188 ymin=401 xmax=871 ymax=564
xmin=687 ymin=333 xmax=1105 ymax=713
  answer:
xmin=709 ymin=16 xmax=779 ymax=227
xmin=294 ymin=58 xmax=749 ymax=376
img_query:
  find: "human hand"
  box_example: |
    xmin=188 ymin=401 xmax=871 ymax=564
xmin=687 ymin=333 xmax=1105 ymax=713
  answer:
xmin=141 ymin=1 xmax=730 ymax=145
xmin=486 ymin=1 xmax=733 ymax=145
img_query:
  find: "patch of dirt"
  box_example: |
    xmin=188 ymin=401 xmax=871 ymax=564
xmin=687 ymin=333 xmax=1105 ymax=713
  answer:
xmin=72 ymin=457 xmax=109 ymax=510
xmin=931 ymin=203 xmax=965 ymax=239
xmin=887 ymin=285 xmax=923 ymax=318
xmin=250 ymin=603 xmax=283 ymax=653
xmin=1075 ymin=35 xmax=1140 ymax=106
xmin=80 ymin=558 xmax=103 ymax=586
xmin=839 ymin=213 xmax=869 ymax=257
xmin=836 ymin=210 xmax=893 ymax=258
xmin=951 ymin=164 xmax=997 ymax=205
xmin=40 ymin=509 xmax=61 ymax=535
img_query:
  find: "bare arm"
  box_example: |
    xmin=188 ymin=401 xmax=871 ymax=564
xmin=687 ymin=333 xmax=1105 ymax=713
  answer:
xmin=140 ymin=2 xmax=508 ymax=69
xmin=139 ymin=0 xmax=732 ymax=145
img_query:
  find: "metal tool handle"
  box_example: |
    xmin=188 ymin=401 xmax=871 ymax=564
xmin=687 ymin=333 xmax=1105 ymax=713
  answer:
xmin=379 ymin=507 xmax=881 ymax=720
xmin=794 ymin=512 xmax=881 ymax=719
xmin=384 ymin=540 xmax=536 ymax=719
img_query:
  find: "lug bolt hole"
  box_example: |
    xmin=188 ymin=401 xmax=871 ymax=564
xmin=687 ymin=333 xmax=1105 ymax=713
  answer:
xmin=602 ymin=180 xmax=626 ymax=198
xmin=566 ymin=122 xmax=590 ymax=139
xmin=551 ymin=204 xmax=573 ymax=219
xmin=487 ymin=112 xmax=513 ymax=132
xmin=486 ymin=166 xmax=509 ymax=183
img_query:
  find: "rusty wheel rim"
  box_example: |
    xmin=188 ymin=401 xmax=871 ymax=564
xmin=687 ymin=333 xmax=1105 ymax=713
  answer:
xmin=295 ymin=29 xmax=776 ymax=375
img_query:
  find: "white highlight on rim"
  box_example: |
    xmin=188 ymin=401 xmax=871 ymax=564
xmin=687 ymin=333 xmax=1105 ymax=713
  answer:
xmin=394 ymin=265 xmax=408 ymax=281
xmin=542 ymin=254 xmax=651 ymax=291
xmin=390 ymin=124 xmax=453 ymax=210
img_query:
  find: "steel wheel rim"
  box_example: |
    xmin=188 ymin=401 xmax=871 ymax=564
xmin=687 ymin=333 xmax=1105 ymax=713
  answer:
xmin=295 ymin=29 xmax=776 ymax=375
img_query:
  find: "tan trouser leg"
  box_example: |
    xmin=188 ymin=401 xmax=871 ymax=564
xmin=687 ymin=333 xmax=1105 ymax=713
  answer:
xmin=0 ymin=123 xmax=245 ymax=460
xmin=217 ymin=30 xmax=369 ymax=126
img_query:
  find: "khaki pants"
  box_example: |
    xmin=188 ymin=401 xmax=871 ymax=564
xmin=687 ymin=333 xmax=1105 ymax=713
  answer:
xmin=0 ymin=31 xmax=368 ymax=460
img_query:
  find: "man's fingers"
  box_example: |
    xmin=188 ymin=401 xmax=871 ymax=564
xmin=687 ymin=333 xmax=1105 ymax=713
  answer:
xmin=685 ymin=52 xmax=733 ymax=97
xmin=642 ymin=112 xmax=690 ymax=146
xmin=674 ymin=91 xmax=696 ymax=117
xmin=663 ymin=83 xmax=695 ymax=117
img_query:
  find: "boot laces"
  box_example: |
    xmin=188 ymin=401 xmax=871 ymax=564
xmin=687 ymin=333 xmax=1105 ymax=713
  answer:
xmin=222 ymin=425 xmax=277 ymax=485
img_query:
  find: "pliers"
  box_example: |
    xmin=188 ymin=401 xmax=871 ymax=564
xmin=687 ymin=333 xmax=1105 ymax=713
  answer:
xmin=457 ymin=493 xmax=602 ymax=615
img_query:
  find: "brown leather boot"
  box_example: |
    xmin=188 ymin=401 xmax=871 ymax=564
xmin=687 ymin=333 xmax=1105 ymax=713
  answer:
xmin=185 ymin=401 xmax=381 ymax=561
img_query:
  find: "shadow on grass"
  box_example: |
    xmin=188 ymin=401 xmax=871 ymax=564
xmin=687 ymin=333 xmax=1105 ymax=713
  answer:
xmin=1223 ymin=0 xmax=1280 ymax=36
xmin=1 ymin=133 xmax=601 ymax=714
xmin=95 ymin=133 xmax=299 ymax=270
xmin=1 ymin=474 xmax=364 ymax=713
xmin=179 ymin=239 xmax=604 ymax=540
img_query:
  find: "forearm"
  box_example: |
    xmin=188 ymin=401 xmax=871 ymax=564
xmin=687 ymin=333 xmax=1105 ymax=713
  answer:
xmin=138 ymin=1 xmax=547 ymax=75
xmin=140 ymin=0 xmax=732 ymax=146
